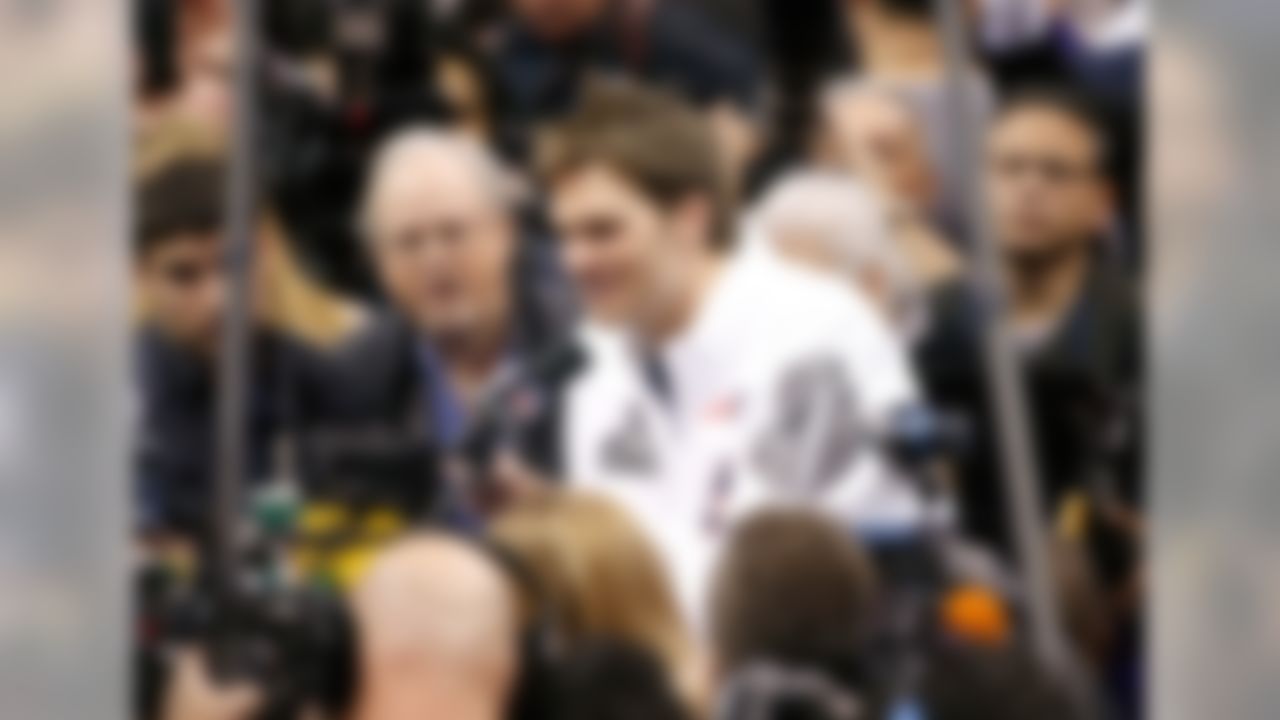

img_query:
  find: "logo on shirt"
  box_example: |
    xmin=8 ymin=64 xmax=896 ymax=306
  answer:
xmin=752 ymin=354 xmax=864 ymax=497
xmin=703 ymin=393 xmax=744 ymax=424
xmin=601 ymin=404 xmax=659 ymax=477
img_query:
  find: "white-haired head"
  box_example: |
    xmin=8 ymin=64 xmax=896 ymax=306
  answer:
xmin=753 ymin=170 xmax=926 ymax=339
xmin=360 ymin=126 xmax=524 ymax=242
xmin=358 ymin=127 xmax=525 ymax=343
xmin=820 ymin=75 xmax=909 ymax=116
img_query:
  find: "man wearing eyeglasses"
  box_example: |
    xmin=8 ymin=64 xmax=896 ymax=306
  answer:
xmin=987 ymin=87 xmax=1143 ymax=714
xmin=988 ymin=88 xmax=1128 ymax=359
xmin=944 ymin=87 xmax=1140 ymax=552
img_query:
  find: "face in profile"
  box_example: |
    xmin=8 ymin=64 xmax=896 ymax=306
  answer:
xmin=987 ymin=107 xmax=1111 ymax=260
xmin=549 ymin=164 xmax=692 ymax=333
xmin=137 ymin=233 xmax=225 ymax=355
xmin=367 ymin=162 xmax=516 ymax=343
xmin=823 ymin=90 xmax=935 ymax=211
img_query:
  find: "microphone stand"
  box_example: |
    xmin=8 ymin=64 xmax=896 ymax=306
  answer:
xmin=213 ymin=0 xmax=259 ymax=622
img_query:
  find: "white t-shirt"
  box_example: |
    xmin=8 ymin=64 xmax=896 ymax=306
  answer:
xmin=563 ymin=243 xmax=924 ymax=627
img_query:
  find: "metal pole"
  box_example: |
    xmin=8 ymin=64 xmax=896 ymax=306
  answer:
xmin=930 ymin=0 xmax=1068 ymax=668
xmin=214 ymin=0 xmax=258 ymax=600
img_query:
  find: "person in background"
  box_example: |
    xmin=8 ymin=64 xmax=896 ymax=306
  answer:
xmin=920 ymin=86 xmax=1139 ymax=557
xmin=543 ymin=79 xmax=922 ymax=625
xmin=752 ymin=170 xmax=926 ymax=344
xmin=492 ymin=491 xmax=704 ymax=710
xmin=133 ymin=154 xmax=327 ymax=541
xmin=989 ymin=87 xmax=1138 ymax=503
xmin=840 ymin=0 xmax=997 ymax=244
xmin=815 ymin=77 xmax=965 ymax=296
xmin=326 ymin=127 xmax=572 ymax=484
xmin=491 ymin=0 xmax=761 ymax=169
xmin=133 ymin=0 xmax=231 ymax=139
xmin=171 ymin=5 xmax=232 ymax=136
xmin=708 ymin=508 xmax=881 ymax=719
xmin=975 ymin=0 xmax=1147 ymax=263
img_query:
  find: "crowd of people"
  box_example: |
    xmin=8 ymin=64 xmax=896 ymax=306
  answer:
xmin=131 ymin=0 xmax=1146 ymax=718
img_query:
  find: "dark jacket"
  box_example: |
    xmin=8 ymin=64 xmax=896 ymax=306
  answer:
xmin=915 ymin=257 xmax=1141 ymax=553
xmin=311 ymin=254 xmax=577 ymax=487
xmin=134 ymin=328 xmax=329 ymax=539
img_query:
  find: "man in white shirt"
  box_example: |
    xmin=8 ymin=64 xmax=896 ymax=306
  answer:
xmin=538 ymin=79 xmax=924 ymax=618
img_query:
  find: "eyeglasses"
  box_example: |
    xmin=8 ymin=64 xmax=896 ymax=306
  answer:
xmin=991 ymin=154 xmax=1097 ymax=185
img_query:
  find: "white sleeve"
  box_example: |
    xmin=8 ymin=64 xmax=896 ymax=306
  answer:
xmin=834 ymin=285 xmax=920 ymax=428
xmin=747 ymin=284 xmax=924 ymax=528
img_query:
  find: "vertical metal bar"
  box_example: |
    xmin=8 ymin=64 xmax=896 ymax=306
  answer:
xmin=214 ymin=0 xmax=258 ymax=600
xmin=930 ymin=0 xmax=1068 ymax=667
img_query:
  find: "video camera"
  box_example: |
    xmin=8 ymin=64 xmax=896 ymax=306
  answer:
xmin=138 ymin=576 xmax=356 ymax=720
xmin=137 ymin=334 xmax=586 ymax=718
xmin=136 ymin=428 xmax=441 ymax=720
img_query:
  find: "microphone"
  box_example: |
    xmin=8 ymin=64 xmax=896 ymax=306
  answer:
xmin=458 ymin=340 xmax=588 ymax=478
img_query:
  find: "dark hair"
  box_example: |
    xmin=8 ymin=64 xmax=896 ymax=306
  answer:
xmin=537 ymin=77 xmax=731 ymax=249
xmin=710 ymin=509 xmax=878 ymax=687
xmin=996 ymin=86 xmax=1113 ymax=174
xmin=553 ymin=638 xmax=691 ymax=720
xmin=135 ymin=158 xmax=226 ymax=259
xmin=918 ymin=644 xmax=1083 ymax=720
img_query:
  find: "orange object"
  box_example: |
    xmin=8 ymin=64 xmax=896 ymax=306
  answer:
xmin=940 ymin=584 xmax=1012 ymax=647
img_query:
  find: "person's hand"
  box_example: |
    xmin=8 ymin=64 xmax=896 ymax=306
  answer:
xmin=490 ymin=452 xmax=555 ymax=509
xmin=163 ymin=649 xmax=262 ymax=720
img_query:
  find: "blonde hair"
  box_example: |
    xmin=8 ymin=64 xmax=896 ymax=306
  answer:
xmin=492 ymin=492 xmax=696 ymax=693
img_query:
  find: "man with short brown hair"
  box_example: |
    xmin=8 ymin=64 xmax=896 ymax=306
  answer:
xmin=546 ymin=79 xmax=923 ymax=624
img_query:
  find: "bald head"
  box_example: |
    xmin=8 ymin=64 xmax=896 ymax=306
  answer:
xmin=361 ymin=128 xmax=521 ymax=343
xmin=353 ymin=534 xmax=521 ymax=720
xmin=756 ymin=171 xmax=913 ymax=316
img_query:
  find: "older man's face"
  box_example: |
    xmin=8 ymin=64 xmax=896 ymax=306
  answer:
xmin=367 ymin=159 xmax=516 ymax=343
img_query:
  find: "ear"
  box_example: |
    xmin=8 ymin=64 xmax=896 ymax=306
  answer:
xmin=808 ymin=117 xmax=843 ymax=168
xmin=673 ymin=194 xmax=715 ymax=250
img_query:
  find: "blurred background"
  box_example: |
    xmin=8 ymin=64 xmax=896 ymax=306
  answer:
xmin=90 ymin=0 xmax=1160 ymax=718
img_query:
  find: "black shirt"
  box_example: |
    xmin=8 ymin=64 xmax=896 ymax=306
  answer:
xmin=915 ymin=256 xmax=1141 ymax=553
